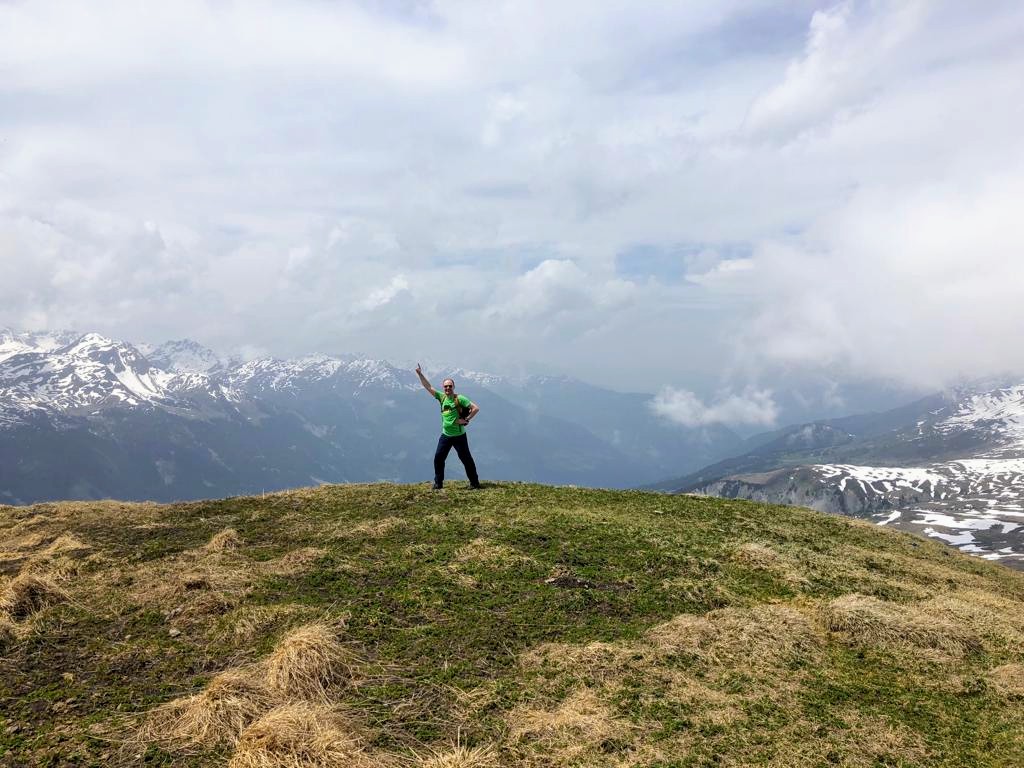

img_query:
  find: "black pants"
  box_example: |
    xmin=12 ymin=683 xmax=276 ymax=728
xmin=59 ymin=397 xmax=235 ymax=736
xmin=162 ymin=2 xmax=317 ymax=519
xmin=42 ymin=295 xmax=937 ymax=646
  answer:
xmin=434 ymin=433 xmax=479 ymax=488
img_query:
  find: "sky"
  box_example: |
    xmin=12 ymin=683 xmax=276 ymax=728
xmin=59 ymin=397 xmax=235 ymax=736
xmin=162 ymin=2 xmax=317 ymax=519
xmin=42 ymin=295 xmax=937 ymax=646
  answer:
xmin=1 ymin=0 xmax=1023 ymax=429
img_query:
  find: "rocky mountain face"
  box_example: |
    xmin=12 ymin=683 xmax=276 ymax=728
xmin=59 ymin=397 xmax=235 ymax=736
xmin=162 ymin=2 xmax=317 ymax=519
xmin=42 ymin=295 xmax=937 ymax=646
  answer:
xmin=665 ymin=384 xmax=1024 ymax=568
xmin=0 ymin=329 xmax=742 ymax=504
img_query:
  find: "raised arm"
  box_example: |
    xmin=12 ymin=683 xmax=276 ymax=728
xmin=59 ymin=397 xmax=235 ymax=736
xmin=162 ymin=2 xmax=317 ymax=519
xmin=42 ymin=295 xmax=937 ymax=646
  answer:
xmin=415 ymin=363 xmax=437 ymax=396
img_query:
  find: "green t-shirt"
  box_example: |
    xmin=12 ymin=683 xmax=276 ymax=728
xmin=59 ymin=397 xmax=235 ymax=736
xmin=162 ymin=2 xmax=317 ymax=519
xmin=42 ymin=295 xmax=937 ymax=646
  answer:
xmin=434 ymin=391 xmax=471 ymax=437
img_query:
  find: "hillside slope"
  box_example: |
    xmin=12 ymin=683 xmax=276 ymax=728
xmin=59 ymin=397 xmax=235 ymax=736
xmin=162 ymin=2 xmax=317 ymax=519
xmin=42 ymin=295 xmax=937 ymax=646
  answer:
xmin=654 ymin=384 xmax=1024 ymax=568
xmin=2 ymin=484 xmax=1024 ymax=766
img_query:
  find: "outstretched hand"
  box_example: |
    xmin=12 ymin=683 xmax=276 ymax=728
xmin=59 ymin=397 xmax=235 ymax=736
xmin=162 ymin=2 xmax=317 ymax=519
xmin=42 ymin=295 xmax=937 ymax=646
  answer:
xmin=415 ymin=362 xmax=422 ymax=374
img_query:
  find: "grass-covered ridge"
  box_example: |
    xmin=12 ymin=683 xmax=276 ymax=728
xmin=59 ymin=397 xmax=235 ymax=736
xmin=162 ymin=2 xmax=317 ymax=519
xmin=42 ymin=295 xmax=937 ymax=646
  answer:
xmin=2 ymin=482 xmax=1023 ymax=766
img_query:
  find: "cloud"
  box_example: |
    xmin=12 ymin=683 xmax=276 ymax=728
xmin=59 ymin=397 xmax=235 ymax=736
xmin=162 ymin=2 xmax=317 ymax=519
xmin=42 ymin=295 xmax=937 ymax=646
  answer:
xmin=733 ymin=170 xmax=1024 ymax=388
xmin=744 ymin=1 xmax=928 ymax=141
xmin=0 ymin=0 xmax=1022 ymax=409
xmin=355 ymin=275 xmax=410 ymax=312
xmin=650 ymin=387 xmax=779 ymax=428
xmin=484 ymin=259 xmax=636 ymax=324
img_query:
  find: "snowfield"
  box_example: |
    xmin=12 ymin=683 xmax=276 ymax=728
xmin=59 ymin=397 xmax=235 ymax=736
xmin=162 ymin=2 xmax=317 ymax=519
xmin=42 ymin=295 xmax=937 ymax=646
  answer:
xmin=810 ymin=456 xmax=1024 ymax=566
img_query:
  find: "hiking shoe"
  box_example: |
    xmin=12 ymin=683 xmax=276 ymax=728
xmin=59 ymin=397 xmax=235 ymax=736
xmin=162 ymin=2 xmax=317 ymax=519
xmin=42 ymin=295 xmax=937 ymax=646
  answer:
xmin=432 ymin=483 xmax=443 ymax=490
xmin=469 ymin=483 xmax=483 ymax=490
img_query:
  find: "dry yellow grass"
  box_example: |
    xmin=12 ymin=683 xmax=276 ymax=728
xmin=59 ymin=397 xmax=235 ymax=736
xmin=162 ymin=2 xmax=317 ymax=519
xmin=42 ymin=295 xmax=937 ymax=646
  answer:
xmin=143 ymin=668 xmax=276 ymax=749
xmin=206 ymin=528 xmax=244 ymax=552
xmin=228 ymin=702 xmax=373 ymax=768
xmin=411 ymin=744 xmax=497 ymax=767
xmin=0 ymin=613 xmax=17 ymax=646
xmin=453 ymin=538 xmax=537 ymax=569
xmin=729 ymin=541 xmax=809 ymax=587
xmin=508 ymin=686 xmax=634 ymax=766
xmin=823 ymin=594 xmax=982 ymax=656
xmin=40 ymin=534 xmax=91 ymax=557
xmin=834 ymin=545 xmax=985 ymax=593
xmin=338 ymin=516 xmax=409 ymax=539
xmin=521 ymin=639 xmax=636 ymax=682
xmin=128 ymin=551 xmax=257 ymax=624
xmin=0 ymin=531 xmax=48 ymax=567
xmin=660 ymin=672 xmax=741 ymax=728
xmin=17 ymin=535 xmax=93 ymax=580
xmin=263 ymin=547 xmax=326 ymax=576
xmin=921 ymin=589 xmax=1024 ymax=651
xmin=647 ymin=603 xmax=822 ymax=667
xmin=756 ymin=709 xmax=931 ymax=768
xmin=440 ymin=538 xmax=538 ymax=590
xmin=0 ymin=572 xmax=67 ymax=621
xmin=514 ymin=602 xmax=827 ymax=763
xmin=731 ymin=542 xmax=780 ymax=568
xmin=989 ymin=664 xmax=1024 ymax=698
xmin=265 ymin=623 xmax=360 ymax=701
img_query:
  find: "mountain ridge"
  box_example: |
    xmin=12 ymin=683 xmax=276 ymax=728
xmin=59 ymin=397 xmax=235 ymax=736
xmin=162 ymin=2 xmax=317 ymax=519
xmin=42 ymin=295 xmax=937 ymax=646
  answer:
xmin=0 ymin=330 xmax=743 ymax=503
xmin=656 ymin=383 xmax=1024 ymax=568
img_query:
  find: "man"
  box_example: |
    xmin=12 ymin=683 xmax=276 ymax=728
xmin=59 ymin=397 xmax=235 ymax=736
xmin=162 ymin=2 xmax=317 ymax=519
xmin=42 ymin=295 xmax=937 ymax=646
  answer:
xmin=415 ymin=363 xmax=481 ymax=490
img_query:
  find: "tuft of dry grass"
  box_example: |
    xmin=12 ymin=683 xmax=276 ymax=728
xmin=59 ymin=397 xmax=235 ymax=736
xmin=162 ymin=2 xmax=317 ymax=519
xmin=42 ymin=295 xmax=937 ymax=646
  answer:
xmin=142 ymin=668 xmax=276 ymax=749
xmin=521 ymin=640 xmax=636 ymax=682
xmin=0 ymin=613 xmax=17 ymax=646
xmin=453 ymin=538 xmax=537 ymax=570
xmin=263 ymin=547 xmax=326 ymax=576
xmin=731 ymin=542 xmax=780 ymax=569
xmin=989 ymin=664 xmax=1024 ymax=698
xmin=206 ymin=528 xmax=244 ymax=553
xmin=266 ymin=623 xmax=359 ymax=701
xmin=128 ymin=554 xmax=256 ymax=625
xmin=647 ymin=604 xmax=822 ymax=668
xmin=0 ymin=572 xmax=68 ymax=621
xmin=823 ymin=594 xmax=982 ymax=656
xmin=337 ymin=516 xmax=409 ymax=539
xmin=411 ymin=743 xmax=497 ymax=767
xmin=508 ymin=686 xmax=634 ymax=765
xmin=227 ymin=702 xmax=373 ymax=768
xmin=921 ymin=589 xmax=1024 ymax=652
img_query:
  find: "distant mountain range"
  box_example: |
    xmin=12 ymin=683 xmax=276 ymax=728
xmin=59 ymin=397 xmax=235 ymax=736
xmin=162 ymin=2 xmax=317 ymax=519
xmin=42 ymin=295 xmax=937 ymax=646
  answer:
xmin=0 ymin=329 xmax=742 ymax=504
xmin=651 ymin=382 xmax=1024 ymax=569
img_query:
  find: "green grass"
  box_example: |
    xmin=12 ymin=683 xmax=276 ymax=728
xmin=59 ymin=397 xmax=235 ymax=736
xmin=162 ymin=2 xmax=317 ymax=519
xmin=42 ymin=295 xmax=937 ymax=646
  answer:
xmin=1 ymin=482 xmax=1023 ymax=766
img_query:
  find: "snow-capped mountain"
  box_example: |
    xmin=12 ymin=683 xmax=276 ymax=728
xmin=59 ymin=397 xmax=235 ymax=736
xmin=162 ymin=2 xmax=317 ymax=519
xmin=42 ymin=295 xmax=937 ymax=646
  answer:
xmin=0 ymin=333 xmax=175 ymax=421
xmin=143 ymin=339 xmax=225 ymax=374
xmin=0 ymin=328 xmax=81 ymax=363
xmin=0 ymin=330 xmax=743 ymax=505
xmin=671 ymin=384 xmax=1024 ymax=568
xmin=225 ymin=356 xmax=413 ymax=395
xmin=932 ymin=384 xmax=1024 ymax=456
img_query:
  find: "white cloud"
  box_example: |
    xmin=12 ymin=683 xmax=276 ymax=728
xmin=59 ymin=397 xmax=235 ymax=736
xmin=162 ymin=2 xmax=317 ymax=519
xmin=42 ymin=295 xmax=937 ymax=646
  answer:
xmin=485 ymin=259 xmax=635 ymax=324
xmin=735 ymin=170 xmax=1024 ymax=388
xmin=0 ymin=0 xmax=1022 ymax=408
xmin=650 ymin=387 xmax=779 ymax=428
xmin=356 ymin=275 xmax=410 ymax=313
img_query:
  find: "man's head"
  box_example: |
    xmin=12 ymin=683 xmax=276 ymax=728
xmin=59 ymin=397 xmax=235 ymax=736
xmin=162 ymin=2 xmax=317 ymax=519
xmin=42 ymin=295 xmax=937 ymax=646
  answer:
xmin=442 ymin=379 xmax=455 ymax=394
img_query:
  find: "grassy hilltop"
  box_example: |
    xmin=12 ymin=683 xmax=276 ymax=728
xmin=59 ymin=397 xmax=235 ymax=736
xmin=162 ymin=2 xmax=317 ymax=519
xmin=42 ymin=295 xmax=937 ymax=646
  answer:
xmin=2 ymin=482 xmax=1024 ymax=767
